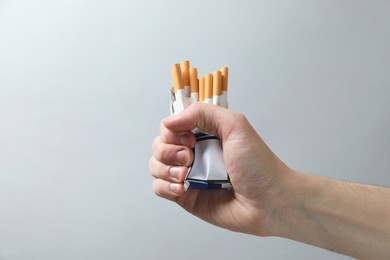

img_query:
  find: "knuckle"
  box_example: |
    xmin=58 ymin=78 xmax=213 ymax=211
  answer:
xmin=159 ymin=121 xmax=164 ymax=132
xmin=156 ymin=144 xmax=168 ymax=161
xmin=152 ymin=136 xmax=161 ymax=152
xmin=148 ymin=157 xmax=157 ymax=175
xmin=234 ymin=111 xmax=247 ymax=123
xmin=152 ymin=179 xmax=161 ymax=196
xmin=152 ymin=179 xmax=165 ymax=197
xmin=152 ymin=138 xmax=170 ymax=162
xmin=160 ymin=130 xmax=172 ymax=144
xmin=232 ymin=112 xmax=250 ymax=129
xmin=148 ymin=157 xmax=153 ymax=171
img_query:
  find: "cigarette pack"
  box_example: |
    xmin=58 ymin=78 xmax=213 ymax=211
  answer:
xmin=170 ymin=61 xmax=232 ymax=190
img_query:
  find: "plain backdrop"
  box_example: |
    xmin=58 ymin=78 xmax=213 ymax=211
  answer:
xmin=0 ymin=1 xmax=389 ymax=259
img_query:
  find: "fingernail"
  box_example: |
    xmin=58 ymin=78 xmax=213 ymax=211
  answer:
xmin=169 ymin=166 xmax=182 ymax=180
xmin=169 ymin=183 xmax=181 ymax=193
xmin=176 ymin=150 xmax=188 ymax=165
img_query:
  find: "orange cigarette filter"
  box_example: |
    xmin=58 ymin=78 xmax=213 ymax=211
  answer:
xmin=221 ymin=67 xmax=229 ymax=92
xmin=172 ymin=64 xmax=184 ymax=92
xmin=189 ymin=68 xmax=199 ymax=94
xmin=199 ymin=77 xmax=205 ymax=102
xmin=213 ymin=70 xmax=222 ymax=96
xmin=181 ymin=60 xmax=190 ymax=86
xmin=205 ymin=74 xmax=213 ymax=99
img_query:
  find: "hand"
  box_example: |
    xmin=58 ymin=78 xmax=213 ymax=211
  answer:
xmin=149 ymin=102 xmax=292 ymax=236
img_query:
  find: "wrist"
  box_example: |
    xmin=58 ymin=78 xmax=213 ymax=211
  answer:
xmin=249 ymin=162 xmax=299 ymax=237
xmin=264 ymin=170 xmax=338 ymax=250
xmin=263 ymin=169 xmax=319 ymax=238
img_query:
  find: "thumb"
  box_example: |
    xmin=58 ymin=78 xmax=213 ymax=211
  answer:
xmin=163 ymin=102 xmax=236 ymax=140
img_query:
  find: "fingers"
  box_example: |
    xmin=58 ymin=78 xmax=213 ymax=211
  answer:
xmin=163 ymin=102 xmax=240 ymax=140
xmin=163 ymin=102 xmax=216 ymax=133
xmin=149 ymin=156 xmax=187 ymax=201
xmin=159 ymin=121 xmax=196 ymax=148
xmin=149 ymin=157 xmax=188 ymax=183
xmin=149 ymin=135 xmax=192 ymax=201
xmin=152 ymin=178 xmax=185 ymax=201
xmin=152 ymin=136 xmax=194 ymax=166
xmin=150 ymin=102 xmax=246 ymax=202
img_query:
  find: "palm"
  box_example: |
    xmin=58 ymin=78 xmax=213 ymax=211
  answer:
xmin=175 ymin=134 xmax=271 ymax=236
xmin=176 ymin=188 xmax=254 ymax=233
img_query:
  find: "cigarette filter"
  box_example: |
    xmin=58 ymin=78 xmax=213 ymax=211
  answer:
xmin=220 ymin=67 xmax=229 ymax=108
xmin=221 ymin=67 xmax=228 ymax=92
xmin=204 ymin=73 xmax=213 ymax=104
xmin=189 ymin=67 xmax=199 ymax=102
xmin=212 ymin=70 xmax=222 ymax=105
xmin=181 ymin=60 xmax=190 ymax=97
xmin=198 ymin=77 xmax=205 ymax=102
xmin=172 ymin=64 xmax=184 ymax=93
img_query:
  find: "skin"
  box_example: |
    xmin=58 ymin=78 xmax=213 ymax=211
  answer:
xmin=149 ymin=102 xmax=390 ymax=259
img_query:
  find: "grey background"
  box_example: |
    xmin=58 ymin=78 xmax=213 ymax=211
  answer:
xmin=0 ymin=0 xmax=389 ymax=259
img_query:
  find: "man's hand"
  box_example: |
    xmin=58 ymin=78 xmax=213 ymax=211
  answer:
xmin=149 ymin=102 xmax=290 ymax=236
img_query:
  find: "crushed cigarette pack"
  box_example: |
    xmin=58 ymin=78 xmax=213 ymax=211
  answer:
xmin=170 ymin=61 xmax=232 ymax=190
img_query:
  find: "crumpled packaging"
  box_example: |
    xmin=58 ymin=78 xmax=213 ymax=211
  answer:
xmin=170 ymin=88 xmax=232 ymax=190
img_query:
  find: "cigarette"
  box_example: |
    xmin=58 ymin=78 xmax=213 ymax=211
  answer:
xmin=181 ymin=60 xmax=190 ymax=97
xmin=172 ymin=64 xmax=184 ymax=94
xmin=199 ymin=77 xmax=205 ymax=102
xmin=212 ymin=70 xmax=222 ymax=105
xmin=204 ymin=73 xmax=213 ymax=104
xmin=221 ymin=67 xmax=228 ymax=92
xmin=189 ymin=67 xmax=199 ymax=102
xmin=220 ymin=67 xmax=229 ymax=108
